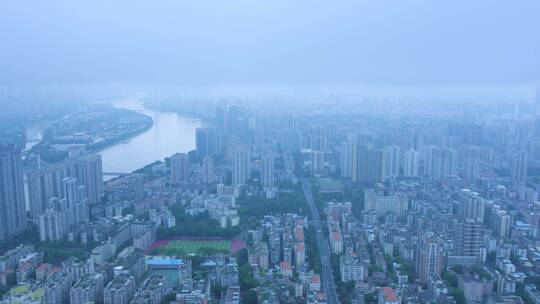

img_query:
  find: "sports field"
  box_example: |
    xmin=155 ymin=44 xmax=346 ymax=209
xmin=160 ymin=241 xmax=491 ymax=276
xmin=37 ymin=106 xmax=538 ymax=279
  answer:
xmin=153 ymin=240 xmax=232 ymax=256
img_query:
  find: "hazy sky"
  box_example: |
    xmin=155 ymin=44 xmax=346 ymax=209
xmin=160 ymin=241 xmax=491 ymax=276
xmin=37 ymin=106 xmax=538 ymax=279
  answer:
xmin=1 ymin=0 xmax=539 ymax=86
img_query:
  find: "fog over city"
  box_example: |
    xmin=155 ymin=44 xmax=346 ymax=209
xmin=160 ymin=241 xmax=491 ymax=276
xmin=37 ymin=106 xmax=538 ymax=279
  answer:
xmin=1 ymin=2 xmax=540 ymax=304
xmin=1 ymin=0 xmax=539 ymax=86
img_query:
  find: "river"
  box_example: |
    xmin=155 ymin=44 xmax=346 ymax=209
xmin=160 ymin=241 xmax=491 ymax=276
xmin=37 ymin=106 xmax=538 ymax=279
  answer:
xmin=24 ymin=120 xmax=50 ymax=152
xmin=24 ymin=97 xmax=203 ymax=180
xmin=100 ymin=98 xmax=203 ymax=177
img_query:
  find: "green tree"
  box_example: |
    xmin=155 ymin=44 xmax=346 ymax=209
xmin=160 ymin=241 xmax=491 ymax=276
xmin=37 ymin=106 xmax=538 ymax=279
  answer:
xmin=211 ymin=283 xmax=225 ymax=299
xmin=239 ymin=264 xmax=257 ymax=290
xmin=364 ymin=292 xmax=377 ymax=304
xmin=336 ymin=281 xmax=354 ymax=304
xmin=442 ymin=270 xmax=458 ymax=289
xmin=157 ymin=207 xmax=241 ymax=238
xmin=452 ymin=288 xmax=466 ymax=304
xmin=237 ymin=249 xmax=257 ymax=290
xmin=241 ymin=290 xmax=258 ymax=304
xmin=305 ymin=226 xmax=321 ymax=274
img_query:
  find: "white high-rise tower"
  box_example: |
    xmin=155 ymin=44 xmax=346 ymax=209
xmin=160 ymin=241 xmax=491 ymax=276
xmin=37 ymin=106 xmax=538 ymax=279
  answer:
xmin=0 ymin=145 xmax=27 ymax=241
xmin=261 ymin=153 xmax=275 ymax=188
xmin=232 ymin=145 xmax=250 ymax=186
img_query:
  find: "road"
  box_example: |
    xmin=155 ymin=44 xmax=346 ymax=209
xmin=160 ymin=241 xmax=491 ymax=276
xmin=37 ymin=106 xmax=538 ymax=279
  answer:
xmin=303 ymin=182 xmax=340 ymax=304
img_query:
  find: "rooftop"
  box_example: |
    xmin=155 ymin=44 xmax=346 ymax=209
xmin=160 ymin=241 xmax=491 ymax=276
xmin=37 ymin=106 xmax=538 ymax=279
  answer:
xmin=382 ymin=287 xmax=398 ymax=302
xmin=145 ymin=256 xmax=183 ymax=267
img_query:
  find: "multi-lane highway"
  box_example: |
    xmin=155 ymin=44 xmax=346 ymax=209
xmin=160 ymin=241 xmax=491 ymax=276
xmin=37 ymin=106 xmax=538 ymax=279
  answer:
xmin=303 ymin=182 xmax=340 ymax=304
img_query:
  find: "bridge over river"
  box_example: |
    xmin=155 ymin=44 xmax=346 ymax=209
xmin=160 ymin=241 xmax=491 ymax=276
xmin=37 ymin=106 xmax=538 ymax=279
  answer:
xmin=103 ymin=172 xmax=129 ymax=177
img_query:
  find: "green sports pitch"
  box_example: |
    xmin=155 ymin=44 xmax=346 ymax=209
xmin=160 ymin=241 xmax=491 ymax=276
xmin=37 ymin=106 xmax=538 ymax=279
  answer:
xmin=154 ymin=240 xmax=232 ymax=256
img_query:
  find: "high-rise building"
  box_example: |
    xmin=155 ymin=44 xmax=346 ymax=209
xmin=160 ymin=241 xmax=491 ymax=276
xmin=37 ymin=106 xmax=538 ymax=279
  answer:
xmin=350 ymin=144 xmax=359 ymax=182
xmin=280 ymin=130 xmax=301 ymax=153
xmin=27 ymin=172 xmax=45 ymax=223
xmin=457 ymin=219 xmax=483 ymax=257
xmin=0 ymin=145 xmax=27 ymax=241
xmin=511 ymin=151 xmax=528 ymax=185
xmin=228 ymin=105 xmax=241 ymax=137
xmin=39 ymin=198 xmax=68 ymax=242
xmin=63 ymin=177 xmax=80 ymax=208
xmin=490 ymin=208 xmax=510 ymax=238
xmin=458 ymin=189 xmax=485 ymax=223
xmin=340 ymin=141 xmax=352 ymax=178
xmin=170 ymin=153 xmax=190 ymax=182
xmin=232 ymin=145 xmax=250 ymax=186
xmin=424 ymin=146 xmax=457 ymax=181
xmin=201 ymin=156 xmax=215 ymax=184
xmin=216 ymin=105 xmax=227 ymax=134
xmin=462 ymin=147 xmax=481 ymax=183
xmin=27 ymin=156 xmax=97 ymax=221
xmin=61 ymin=177 xmax=88 ymax=226
xmin=535 ymin=88 xmax=540 ymax=137
xmin=261 ymin=153 xmax=275 ymax=188
xmin=357 ymin=146 xmax=384 ymax=183
xmin=413 ymin=132 xmax=424 ymax=151
xmin=403 ymin=149 xmax=419 ymax=177
xmin=195 ymin=128 xmax=218 ymax=158
xmin=251 ymin=122 xmax=265 ymax=152
xmin=27 ymin=165 xmax=69 ymax=222
xmin=383 ymin=146 xmax=400 ymax=180
xmin=416 ymin=233 xmax=443 ymax=286
xmin=67 ymin=154 xmax=103 ymax=205
xmin=310 ymin=135 xmax=326 ymax=151
xmin=310 ymin=151 xmax=325 ymax=173
xmin=340 ymin=141 xmax=358 ymax=181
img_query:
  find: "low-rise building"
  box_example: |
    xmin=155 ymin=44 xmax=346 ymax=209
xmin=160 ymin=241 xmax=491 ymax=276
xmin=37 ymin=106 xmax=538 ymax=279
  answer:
xmin=131 ymin=275 xmax=172 ymax=304
xmin=103 ymin=274 xmax=136 ymax=304
xmin=458 ymin=275 xmax=494 ymax=304
xmin=70 ymin=273 xmax=104 ymax=304
xmin=340 ymin=255 xmax=365 ymax=282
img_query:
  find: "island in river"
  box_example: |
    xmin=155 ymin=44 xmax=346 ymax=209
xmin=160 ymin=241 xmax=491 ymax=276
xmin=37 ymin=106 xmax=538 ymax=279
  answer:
xmin=26 ymin=104 xmax=153 ymax=164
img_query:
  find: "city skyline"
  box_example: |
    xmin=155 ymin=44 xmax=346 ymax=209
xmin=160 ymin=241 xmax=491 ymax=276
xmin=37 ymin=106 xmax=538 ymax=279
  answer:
xmin=1 ymin=2 xmax=540 ymax=304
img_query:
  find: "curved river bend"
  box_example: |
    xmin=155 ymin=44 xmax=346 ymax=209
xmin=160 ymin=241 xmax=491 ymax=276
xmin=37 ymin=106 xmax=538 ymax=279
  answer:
xmin=100 ymin=98 xmax=203 ymax=178
xmin=24 ymin=98 xmax=202 ymax=181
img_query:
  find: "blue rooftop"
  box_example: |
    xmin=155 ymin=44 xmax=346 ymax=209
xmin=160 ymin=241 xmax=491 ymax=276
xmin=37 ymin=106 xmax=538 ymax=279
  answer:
xmin=145 ymin=257 xmax=183 ymax=267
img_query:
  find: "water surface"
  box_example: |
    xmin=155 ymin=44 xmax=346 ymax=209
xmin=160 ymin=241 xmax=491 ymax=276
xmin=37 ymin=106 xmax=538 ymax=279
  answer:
xmin=100 ymin=98 xmax=203 ymax=175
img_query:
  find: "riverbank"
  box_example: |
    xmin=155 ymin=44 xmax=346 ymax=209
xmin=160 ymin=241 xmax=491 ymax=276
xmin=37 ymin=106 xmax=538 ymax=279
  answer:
xmin=86 ymin=119 xmax=152 ymax=154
